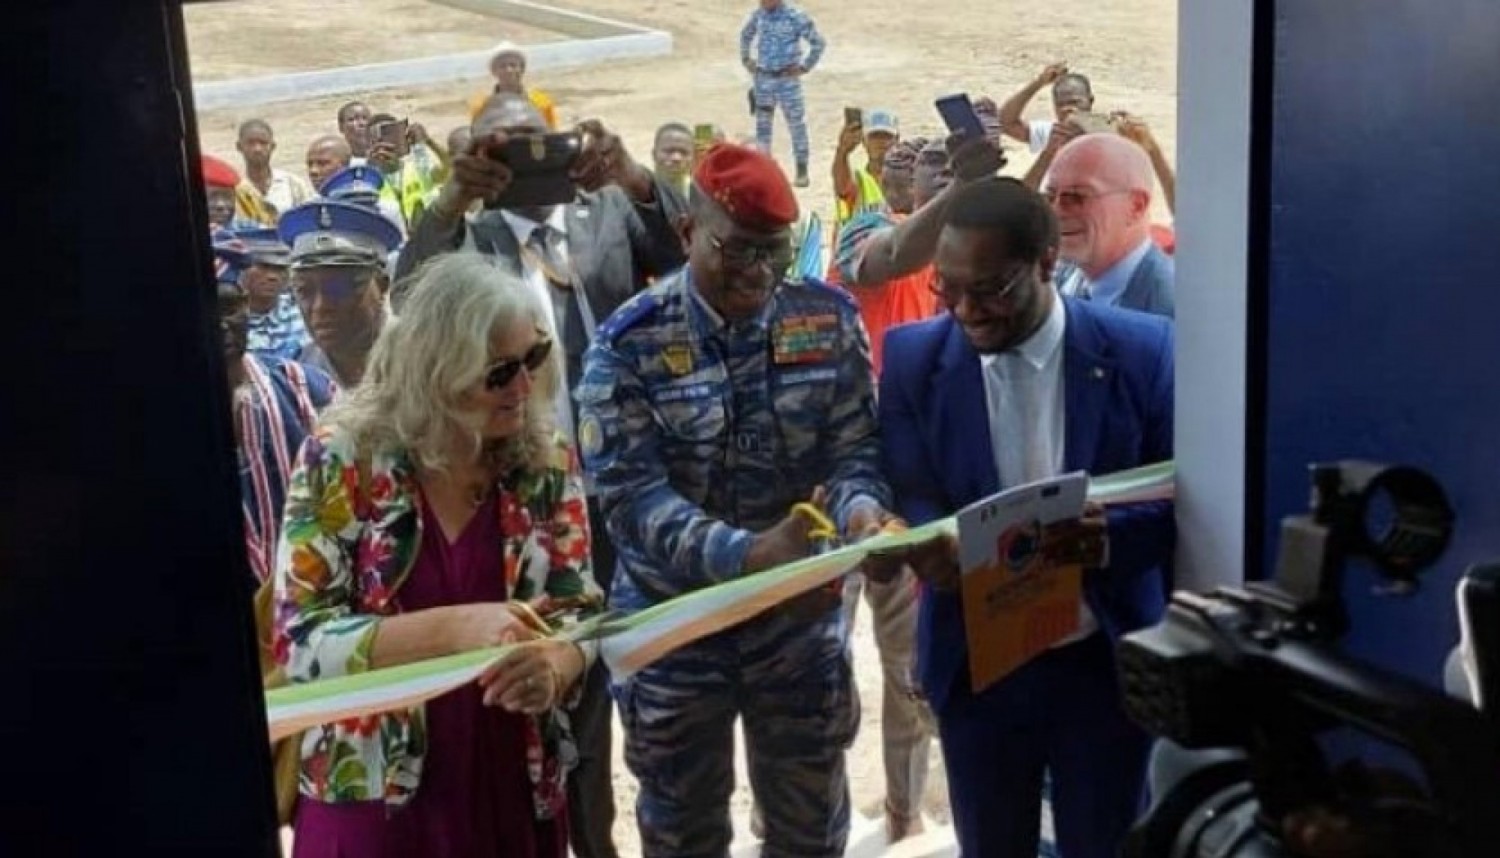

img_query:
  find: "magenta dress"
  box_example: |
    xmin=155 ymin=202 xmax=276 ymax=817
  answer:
xmin=292 ymin=496 xmax=569 ymax=858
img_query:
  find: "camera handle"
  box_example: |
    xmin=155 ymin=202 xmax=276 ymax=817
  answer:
xmin=1247 ymin=463 xmax=1457 ymax=643
xmin=1458 ymin=561 xmax=1500 ymax=717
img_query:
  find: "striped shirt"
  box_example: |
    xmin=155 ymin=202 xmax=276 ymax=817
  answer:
xmin=237 ymin=355 xmax=335 ymax=584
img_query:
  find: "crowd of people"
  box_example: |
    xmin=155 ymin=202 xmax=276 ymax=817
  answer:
xmin=209 ymin=3 xmax=1179 ymax=857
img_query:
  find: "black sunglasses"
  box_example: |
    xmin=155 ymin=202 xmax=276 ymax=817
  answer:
xmin=484 ymin=338 xmax=552 ymax=390
xmin=708 ymin=234 xmax=795 ymax=274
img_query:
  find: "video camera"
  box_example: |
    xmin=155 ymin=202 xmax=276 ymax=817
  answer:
xmin=1118 ymin=462 xmax=1500 ymax=858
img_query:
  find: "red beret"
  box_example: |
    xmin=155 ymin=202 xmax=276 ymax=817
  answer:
xmin=693 ymin=144 xmax=799 ymax=230
xmin=202 ymin=154 xmax=241 ymax=190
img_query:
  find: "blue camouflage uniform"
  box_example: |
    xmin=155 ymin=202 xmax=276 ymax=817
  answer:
xmin=740 ymin=2 xmax=826 ymax=170
xmin=576 ymin=266 xmax=889 ymax=858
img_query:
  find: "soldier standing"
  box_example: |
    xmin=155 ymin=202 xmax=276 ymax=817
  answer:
xmin=576 ymin=144 xmax=898 ymax=858
xmin=740 ymin=0 xmax=826 ymax=188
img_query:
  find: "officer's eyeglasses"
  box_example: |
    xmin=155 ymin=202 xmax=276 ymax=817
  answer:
xmin=708 ymin=234 xmax=795 ymax=275
xmin=930 ymin=264 xmax=1032 ymax=306
xmin=1042 ymin=187 xmax=1133 ymax=210
xmin=292 ymin=269 xmax=377 ymax=305
xmin=484 ymin=337 xmax=553 ymax=390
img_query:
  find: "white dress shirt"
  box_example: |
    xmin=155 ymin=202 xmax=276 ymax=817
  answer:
xmin=978 ymin=296 xmax=1098 ymax=644
xmin=501 ymin=207 xmax=579 ymax=441
xmin=1058 ymin=237 xmax=1153 ymax=306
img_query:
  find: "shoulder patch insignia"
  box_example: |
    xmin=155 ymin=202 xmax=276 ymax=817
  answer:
xmin=578 ymin=414 xmax=604 ymax=459
xmin=596 ymin=293 xmax=660 ymax=343
xmin=794 ymin=274 xmax=861 ymax=312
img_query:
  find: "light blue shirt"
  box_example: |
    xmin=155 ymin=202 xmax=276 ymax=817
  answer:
xmin=978 ymin=296 xmax=1098 ymax=644
xmin=1070 ymin=237 xmax=1154 ymax=307
xmin=740 ymin=3 xmax=826 ymax=73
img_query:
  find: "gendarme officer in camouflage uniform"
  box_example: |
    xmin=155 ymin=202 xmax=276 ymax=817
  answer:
xmin=575 ymin=144 xmax=898 ymax=858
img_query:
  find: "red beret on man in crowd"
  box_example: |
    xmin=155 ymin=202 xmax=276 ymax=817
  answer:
xmin=692 ymin=144 xmax=799 ymax=231
xmin=202 ymin=154 xmax=241 ymax=190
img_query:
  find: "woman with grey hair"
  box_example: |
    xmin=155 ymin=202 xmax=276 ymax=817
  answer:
xmin=274 ymin=252 xmax=593 ymax=857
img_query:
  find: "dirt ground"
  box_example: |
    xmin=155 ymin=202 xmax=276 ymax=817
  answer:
xmin=190 ymin=0 xmax=1176 ymax=227
xmin=188 ymin=1 xmax=1175 ymax=853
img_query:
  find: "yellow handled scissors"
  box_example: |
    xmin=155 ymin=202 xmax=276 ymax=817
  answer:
xmin=791 ymin=502 xmax=841 ymax=550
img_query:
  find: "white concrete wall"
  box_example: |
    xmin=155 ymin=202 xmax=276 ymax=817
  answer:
xmin=192 ymin=1 xmax=671 ymax=111
xmin=1173 ymin=0 xmax=1256 ymax=590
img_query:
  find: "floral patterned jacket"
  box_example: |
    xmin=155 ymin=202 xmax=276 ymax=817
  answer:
xmin=272 ymin=424 xmax=596 ymax=811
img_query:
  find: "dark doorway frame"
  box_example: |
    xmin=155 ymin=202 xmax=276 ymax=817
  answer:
xmin=5 ymin=2 xmax=279 ymax=854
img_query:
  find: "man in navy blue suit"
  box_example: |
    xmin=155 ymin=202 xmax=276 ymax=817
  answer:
xmin=873 ymin=177 xmax=1175 ymax=857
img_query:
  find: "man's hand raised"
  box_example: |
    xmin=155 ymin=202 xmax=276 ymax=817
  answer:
xmin=1039 ymin=61 xmax=1070 ymax=85
xmin=837 ymin=121 xmax=864 ymax=155
xmin=1110 ymin=112 xmax=1162 ymax=154
xmin=1045 ymin=116 xmax=1085 ymax=154
xmin=571 ymin=119 xmax=653 ymax=201
xmin=947 ymin=133 xmax=1006 ymax=183
xmin=432 ymin=133 xmax=515 ymax=218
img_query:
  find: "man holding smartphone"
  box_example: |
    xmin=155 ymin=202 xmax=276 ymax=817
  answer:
xmin=395 ymin=92 xmax=687 ymax=858
xmin=832 ymin=108 xmax=900 ymax=228
xmin=366 ymin=113 xmax=449 ymax=231
xmin=996 ymin=62 xmax=1096 ymax=155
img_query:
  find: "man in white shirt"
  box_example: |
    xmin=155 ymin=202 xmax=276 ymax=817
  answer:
xmin=997 ymin=63 xmax=1096 ymax=155
xmin=876 ymin=176 xmax=1175 ymax=858
xmin=235 ymin=119 xmax=314 ymax=224
xmin=1044 ymin=133 xmax=1175 ymax=317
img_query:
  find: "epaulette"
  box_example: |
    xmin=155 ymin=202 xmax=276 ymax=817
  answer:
xmin=594 ymin=291 xmax=661 ymax=344
xmin=785 ymin=274 xmax=861 ymax=313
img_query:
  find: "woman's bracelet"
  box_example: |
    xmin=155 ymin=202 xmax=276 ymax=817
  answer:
xmin=546 ymin=641 xmax=587 ymax=709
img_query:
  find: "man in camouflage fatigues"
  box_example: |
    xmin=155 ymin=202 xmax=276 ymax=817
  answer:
xmin=576 ymin=144 xmax=897 ymax=858
xmin=739 ymin=0 xmax=826 ymax=187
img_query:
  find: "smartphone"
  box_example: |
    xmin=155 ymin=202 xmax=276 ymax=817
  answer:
xmin=1066 ymin=110 xmax=1112 ymax=135
xmin=935 ymin=94 xmax=986 ymax=140
xmin=843 ymin=106 xmax=863 ymax=129
xmin=373 ymin=119 xmax=408 ymax=147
